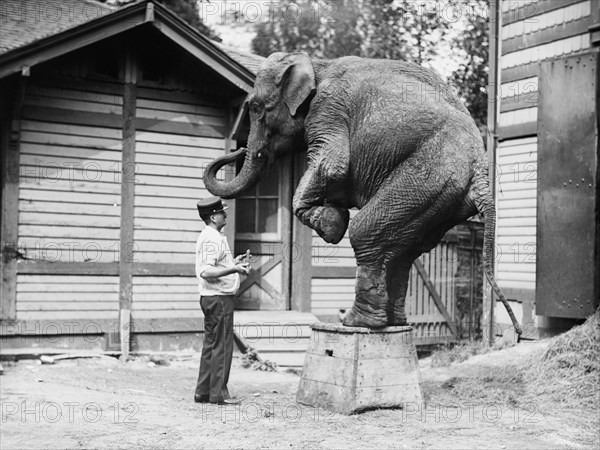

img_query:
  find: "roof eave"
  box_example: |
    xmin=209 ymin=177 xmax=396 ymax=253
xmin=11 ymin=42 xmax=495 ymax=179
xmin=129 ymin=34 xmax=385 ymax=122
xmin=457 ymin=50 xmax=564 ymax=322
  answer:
xmin=0 ymin=1 xmax=256 ymax=92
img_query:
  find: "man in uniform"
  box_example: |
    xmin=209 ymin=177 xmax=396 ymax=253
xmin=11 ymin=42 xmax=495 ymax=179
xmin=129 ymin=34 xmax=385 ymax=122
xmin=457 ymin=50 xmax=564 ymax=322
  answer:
xmin=194 ymin=197 xmax=250 ymax=405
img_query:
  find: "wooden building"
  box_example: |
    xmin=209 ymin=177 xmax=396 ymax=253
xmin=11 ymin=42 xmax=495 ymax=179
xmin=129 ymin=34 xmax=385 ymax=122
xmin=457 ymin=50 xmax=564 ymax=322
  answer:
xmin=489 ymin=0 xmax=599 ymax=337
xmin=1 ymin=0 xmax=483 ymax=366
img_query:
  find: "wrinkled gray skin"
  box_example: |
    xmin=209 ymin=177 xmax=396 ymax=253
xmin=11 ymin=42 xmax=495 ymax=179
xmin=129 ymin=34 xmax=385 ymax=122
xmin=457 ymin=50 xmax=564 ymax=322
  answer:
xmin=204 ymin=52 xmax=522 ymax=334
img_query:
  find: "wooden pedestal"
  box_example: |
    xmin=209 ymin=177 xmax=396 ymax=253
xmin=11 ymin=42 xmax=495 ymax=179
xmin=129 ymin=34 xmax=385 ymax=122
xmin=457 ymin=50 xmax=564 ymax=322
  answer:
xmin=296 ymin=323 xmax=423 ymax=414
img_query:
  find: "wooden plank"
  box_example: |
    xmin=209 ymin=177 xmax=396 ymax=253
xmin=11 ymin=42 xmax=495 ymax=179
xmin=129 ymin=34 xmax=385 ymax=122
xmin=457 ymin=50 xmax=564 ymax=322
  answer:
xmin=502 ymin=0 xmax=587 ymax=25
xmin=120 ymin=78 xmax=136 ymax=358
xmin=133 ymin=286 xmax=197 ymax=295
xmin=17 ymin=311 xmax=118 ymax=320
xmin=133 ymin=253 xmax=195 ymax=264
xmin=17 ymin=283 xmax=119 ymax=293
xmin=133 ymin=276 xmax=196 ymax=285
xmin=1 ymin=117 xmax=19 ymax=319
xmin=131 ymin=292 xmax=197 ymax=301
xmin=17 ymin=303 xmax=119 ymax=311
xmin=135 ymin=151 xmax=214 ymax=168
xmin=20 ymin=178 xmax=120 ymax=195
xmin=500 ymin=91 xmax=539 ymax=113
xmin=17 ymin=262 xmax=120 ymax=275
xmin=134 ymin=207 xmax=200 ymax=220
xmin=135 ymin=130 xmax=225 ymax=148
xmin=502 ymin=15 xmax=593 ymax=54
xmin=17 ymin=292 xmax=119 ymax=302
xmin=134 ymin=162 xmax=212 ymax=180
xmin=413 ymin=260 xmax=458 ymax=337
xmin=131 ymin=302 xmax=200 ymax=310
xmin=136 ymin=107 xmax=227 ymax=126
xmin=26 ymin=85 xmax=123 ymax=105
xmin=18 ymin=274 xmax=119 ymax=284
xmin=21 ymin=142 xmax=122 ymax=159
xmin=133 ymin=263 xmax=195 ymax=276
xmin=21 ymin=106 xmax=122 ymax=128
xmin=498 ymin=122 xmax=538 ymax=140
xmin=136 ymin=141 xmax=223 ymax=158
xmin=20 ymin=189 xmax=121 ymax=205
xmin=19 ymin=211 xmax=120 ymax=227
xmin=31 ymin=78 xmax=123 ymax=98
xmin=21 ymin=121 xmax=122 ymax=139
xmin=136 ymin=87 xmax=221 ymax=109
xmin=19 ymin=225 xmax=120 ymax=240
xmin=135 ymin=184 xmax=205 ymax=199
xmin=310 ymin=266 xmax=356 ymax=278
xmin=135 ymin=174 xmax=205 ymax=188
xmin=134 ymin=229 xmax=199 ymax=242
xmin=135 ymin=118 xmax=225 ymax=138
xmin=134 ymin=217 xmax=200 ymax=232
xmin=134 ymin=241 xmax=195 ymax=253
xmin=24 ymin=96 xmax=122 ymax=115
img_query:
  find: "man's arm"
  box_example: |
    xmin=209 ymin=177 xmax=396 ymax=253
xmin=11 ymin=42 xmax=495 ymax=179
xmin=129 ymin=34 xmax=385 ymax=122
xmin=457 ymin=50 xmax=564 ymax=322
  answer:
xmin=200 ymin=263 xmax=248 ymax=279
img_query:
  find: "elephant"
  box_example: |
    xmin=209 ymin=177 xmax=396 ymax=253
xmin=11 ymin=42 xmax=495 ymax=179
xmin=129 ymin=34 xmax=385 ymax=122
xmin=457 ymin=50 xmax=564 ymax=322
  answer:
xmin=204 ymin=52 xmax=522 ymax=336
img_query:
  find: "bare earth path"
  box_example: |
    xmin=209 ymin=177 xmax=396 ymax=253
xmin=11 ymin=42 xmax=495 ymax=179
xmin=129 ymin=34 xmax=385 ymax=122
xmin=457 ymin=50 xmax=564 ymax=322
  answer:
xmin=1 ymin=342 xmax=598 ymax=449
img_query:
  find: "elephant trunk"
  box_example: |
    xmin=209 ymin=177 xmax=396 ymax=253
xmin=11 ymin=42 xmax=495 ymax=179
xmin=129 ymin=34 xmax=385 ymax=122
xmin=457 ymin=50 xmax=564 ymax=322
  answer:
xmin=203 ymin=147 xmax=267 ymax=199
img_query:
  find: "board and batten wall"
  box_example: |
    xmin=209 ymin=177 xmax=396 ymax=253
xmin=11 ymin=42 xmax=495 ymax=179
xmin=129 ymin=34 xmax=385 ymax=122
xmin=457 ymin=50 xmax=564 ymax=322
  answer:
xmin=16 ymin=79 xmax=124 ymax=322
xmin=131 ymin=87 xmax=227 ymax=321
xmin=7 ymin=59 xmax=231 ymax=341
xmin=494 ymin=0 xmax=595 ymax=327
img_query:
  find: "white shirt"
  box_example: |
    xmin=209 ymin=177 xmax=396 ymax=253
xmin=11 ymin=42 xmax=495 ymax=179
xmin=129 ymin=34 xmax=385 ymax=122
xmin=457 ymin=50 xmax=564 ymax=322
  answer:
xmin=195 ymin=226 xmax=240 ymax=296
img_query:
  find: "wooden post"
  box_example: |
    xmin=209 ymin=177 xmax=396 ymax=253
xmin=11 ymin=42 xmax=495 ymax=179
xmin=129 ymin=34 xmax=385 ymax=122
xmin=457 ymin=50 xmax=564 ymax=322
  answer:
xmin=290 ymin=152 xmax=312 ymax=312
xmin=485 ymin=0 xmax=501 ymax=346
xmin=119 ymin=50 xmax=137 ymax=360
xmin=1 ymin=72 xmax=28 ymax=320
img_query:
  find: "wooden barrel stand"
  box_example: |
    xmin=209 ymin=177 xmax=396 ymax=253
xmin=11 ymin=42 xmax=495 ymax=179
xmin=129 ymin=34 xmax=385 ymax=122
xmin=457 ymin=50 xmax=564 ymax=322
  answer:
xmin=296 ymin=323 xmax=423 ymax=414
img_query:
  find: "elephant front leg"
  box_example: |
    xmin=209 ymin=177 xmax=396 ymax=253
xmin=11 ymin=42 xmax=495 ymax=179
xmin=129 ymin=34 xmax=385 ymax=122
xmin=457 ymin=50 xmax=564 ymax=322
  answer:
xmin=293 ymin=162 xmax=349 ymax=245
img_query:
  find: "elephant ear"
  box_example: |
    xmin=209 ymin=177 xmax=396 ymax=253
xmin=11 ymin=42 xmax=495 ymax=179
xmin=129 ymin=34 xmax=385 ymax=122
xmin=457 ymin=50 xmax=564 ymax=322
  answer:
xmin=274 ymin=53 xmax=316 ymax=117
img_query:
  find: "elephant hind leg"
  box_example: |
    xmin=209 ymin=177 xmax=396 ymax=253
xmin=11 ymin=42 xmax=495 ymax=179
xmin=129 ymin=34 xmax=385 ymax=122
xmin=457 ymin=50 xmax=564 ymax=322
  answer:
xmin=343 ymin=265 xmax=388 ymax=328
xmin=386 ymin=257 xmax=415 ymax=326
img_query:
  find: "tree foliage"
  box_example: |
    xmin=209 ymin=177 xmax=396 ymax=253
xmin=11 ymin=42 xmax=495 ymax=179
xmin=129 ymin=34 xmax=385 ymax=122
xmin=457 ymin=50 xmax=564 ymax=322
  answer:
xmin=450 ymin=0 xmax=489 ymax=128
xmin=251 ymin=0 xmax=489 ymax=127
xmin=252 ymin=1 xmax=453 ymax=64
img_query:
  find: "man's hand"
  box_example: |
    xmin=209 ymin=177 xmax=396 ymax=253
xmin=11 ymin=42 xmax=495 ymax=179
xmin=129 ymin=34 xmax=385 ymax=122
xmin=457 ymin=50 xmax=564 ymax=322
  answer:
xmin=234 ymin=249 xmax=251 ymax=264
xmin=234 ymin=262 xmax=250 ymax=275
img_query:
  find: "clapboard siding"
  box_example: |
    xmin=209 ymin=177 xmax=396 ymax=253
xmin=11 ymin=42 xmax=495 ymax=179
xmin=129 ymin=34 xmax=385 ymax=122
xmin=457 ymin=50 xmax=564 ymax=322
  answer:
xmin=495 ymin=137 xmax=538 ymax=291
xmin=16 ymin=275 xmax=119 ymax=320
xmin=18 ymin=83 xmax=123 ymax=264
xmin=131 ymin=276 xmax=202 ymax=319
xmin=502 ymin=1 xmax=591 ymax=41
xmin=133 ymin=90 xmax=227 ymax=266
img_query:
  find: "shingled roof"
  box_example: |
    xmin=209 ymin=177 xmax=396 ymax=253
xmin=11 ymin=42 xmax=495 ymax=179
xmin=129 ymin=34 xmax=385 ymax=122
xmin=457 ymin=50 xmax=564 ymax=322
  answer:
xmin=0 ymin=0 xmax=263 ymax=79
xmin=0 ymin=0 xmax=116 ymax=55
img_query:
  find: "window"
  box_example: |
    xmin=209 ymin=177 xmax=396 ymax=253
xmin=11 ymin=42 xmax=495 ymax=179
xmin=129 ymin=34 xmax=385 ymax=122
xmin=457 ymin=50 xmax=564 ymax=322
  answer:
xmin=236 ymin=170 xmax=279 ymax=239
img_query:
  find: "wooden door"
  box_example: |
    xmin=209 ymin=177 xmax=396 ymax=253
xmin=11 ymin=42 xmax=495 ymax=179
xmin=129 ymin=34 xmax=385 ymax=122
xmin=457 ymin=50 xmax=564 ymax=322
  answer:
xmin=234 ymin=155 xmax=293 ymax=310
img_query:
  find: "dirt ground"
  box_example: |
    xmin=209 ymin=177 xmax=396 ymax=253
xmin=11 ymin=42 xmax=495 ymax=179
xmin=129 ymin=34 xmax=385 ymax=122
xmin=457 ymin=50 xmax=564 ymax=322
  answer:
xmin=1 ymin=342 xmax=598 ymax=449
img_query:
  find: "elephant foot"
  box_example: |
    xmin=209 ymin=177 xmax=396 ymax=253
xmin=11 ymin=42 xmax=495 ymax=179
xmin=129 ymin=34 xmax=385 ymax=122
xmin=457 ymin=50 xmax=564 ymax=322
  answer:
xmin=308 ymin=205 xmax=349 ymax=244
xmin=387 ymin=306 xmax=408 ymax=326
xmin=343 ymin=266 xmax=389 ymax=329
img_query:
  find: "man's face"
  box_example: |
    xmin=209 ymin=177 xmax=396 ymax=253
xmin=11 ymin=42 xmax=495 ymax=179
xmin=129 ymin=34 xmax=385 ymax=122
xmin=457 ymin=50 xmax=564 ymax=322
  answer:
xmin=211 ymin=211 xmax=227 ymax=231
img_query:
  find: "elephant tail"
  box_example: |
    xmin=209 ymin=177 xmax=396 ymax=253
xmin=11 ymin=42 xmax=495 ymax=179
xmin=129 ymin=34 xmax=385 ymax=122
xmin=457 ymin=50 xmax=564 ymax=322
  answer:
xmin=469 ymin=163 xmax=523 ymax=338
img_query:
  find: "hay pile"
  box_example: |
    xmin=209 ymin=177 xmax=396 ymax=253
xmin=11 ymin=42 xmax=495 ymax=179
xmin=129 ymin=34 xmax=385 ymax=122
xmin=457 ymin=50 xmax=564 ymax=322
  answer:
xmin=525 ymin=309 xmax=600 ymax=409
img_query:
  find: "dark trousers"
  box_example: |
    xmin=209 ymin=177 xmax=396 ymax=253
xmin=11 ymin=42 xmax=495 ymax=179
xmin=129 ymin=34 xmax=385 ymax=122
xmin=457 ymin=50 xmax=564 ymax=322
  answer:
xmin=195 ymin=295 xmax=234 ymax=402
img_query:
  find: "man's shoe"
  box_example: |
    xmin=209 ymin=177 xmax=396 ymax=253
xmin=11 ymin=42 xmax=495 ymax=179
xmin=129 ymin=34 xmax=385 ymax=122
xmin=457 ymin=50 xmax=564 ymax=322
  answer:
xmin=211 ymin=398 xmax=241 ymax=405
xmin=194 ymin=394 xmax=210 ymax=403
